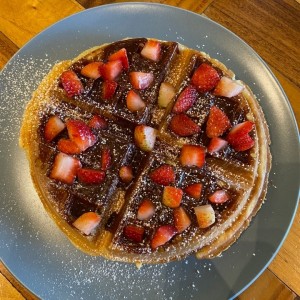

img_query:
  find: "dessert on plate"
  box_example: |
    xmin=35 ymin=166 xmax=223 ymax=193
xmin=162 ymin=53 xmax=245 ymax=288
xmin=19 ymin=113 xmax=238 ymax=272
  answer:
xmin=20 ymin=38 xmax=271 ymax=264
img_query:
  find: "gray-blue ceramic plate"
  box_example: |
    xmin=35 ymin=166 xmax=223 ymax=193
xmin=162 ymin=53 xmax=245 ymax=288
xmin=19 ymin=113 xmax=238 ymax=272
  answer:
xmin=0 ymin=3 xmax=299 ymax=299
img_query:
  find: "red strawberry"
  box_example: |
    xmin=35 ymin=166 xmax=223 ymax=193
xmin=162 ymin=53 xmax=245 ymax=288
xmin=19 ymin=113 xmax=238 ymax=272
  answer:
xmin=73 ymin=212 xmax=101 ymax=235
xmin=126 ymin=90 xmax=146 ymax=112
xmin=44 ymin=115 xmax=65 ymax=142
xmin=134 ymin=125 xmax=157 ymax=152
xmin=108 ymin=48 xmax=129 ymax=70
xmin=194 ymin=205 xmax=215 ymax=228
xmin=80 ymin=62 xmax=103 ymax=79
xmin=184 ymin=183 xmax=202 ymax=199
xmin=151 ymin=225 xmax=177 ymax=249
xmin=137 ymin=199 xmax=155 ymax=221
xmin=66 ymin=119 xmax=97 ymax=152
xmin=206 ymin=106 xmax=231 ymax=138
xmin=102 ymin=80 xmax=118 ymax=100
xmin=100 ymin=60 xmax=123 ymax=81
xmin=119 ymin=165 xmax=134 ymax=183
xmin=207 ymin=137 xmax=228 ymax=154
xmin=169 ymin=114 xmax=200 ymax=136
xmin=162 ymin=186 xmax=183 ymax=208
xmin=174 ymin=207 xmax=191 ymax=233
xmin=149 ymin=164 xmax=175 ymax=186
xmin=123 ymin=224 xmax=145 ymax=243
xmin=214 ymin=76 xmax=244 ymax=98
xmin=57 ymin=138 xmax=81 ymax=154
xmin=191 ymin=63 xmax=220 ymax=93
xmin=158 ymin=82 xmax=176 ymax=108
xmin=208 ymin=190 xmax=230 ymax=204
xmin=172 ymin=85 xmax=198 ymax=114
xmin=129 ymin=72 xmax=154 ymax=90
xmin=180 ymin=145 xmax=206 ymax=168
xmin=101 ymin=147 xmax=111 ymax=171
xmin=60 ymin=70 xmax=84 ymax=97
xmin=88 ymin=114 xmax=108 ymax=130
xmin=77 ymin=168 xmax=106 ymax=185
xmin=140 ymin=40 xmax=161 ymax=62
xmin=50 ymin=152 xmax=81 ymax=184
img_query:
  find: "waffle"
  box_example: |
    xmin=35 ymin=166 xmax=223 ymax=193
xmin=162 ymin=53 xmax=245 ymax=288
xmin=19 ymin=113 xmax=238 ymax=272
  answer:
xmin=19 ymin=38 xmax=271 ymax=264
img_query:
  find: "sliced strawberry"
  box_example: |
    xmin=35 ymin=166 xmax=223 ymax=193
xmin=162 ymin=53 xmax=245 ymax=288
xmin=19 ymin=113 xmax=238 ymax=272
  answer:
xmin=172 ymin=85 xmax=198 ymax=114
xmin=44 ymin=115 xmax=65 ymax=142
xmin=158 ymin=82 xmax=176 ymax=108
xmin=149 ymin=164 xmax=175 ymax=186
xmin=129 ymin=72 xmax=154 ymax=90
xmin=137 ymin=199 xmax=155 ymax=221
xmin=123 ymin=224 xmax=145 ymax=243
xmin=57 ymin=138 xmax=81 ymax=154
xmin=126 ymin=90 xmax=146 ymax=112
xmin=174 ymin=206 xmax=191 ymax=233
xmin=73 ymin=212 xmax=101 ymax=235
xmin=194 ymin=205 xmax=215 ymax=228
xmin=77 ymin=168 xmax=105 ymax=185
xmin=184 ymin=183 xmax=202 ymax=199
xmin=191 ymin=63 xmax=220 ymax=93
xmin=101 ymin=147 xmax=111 ymax=171
xmin=80 ymin=62 xmax=103 ymax=79
xmin=134 ymin=125 xmax=157 ymax=152
xmin=180 ymin=144 xmax=206 ymax=168
xmin=108 ymin=48 xmax=129 ymax=70
xmin=100 ymin=60 xmax=123 ymax=81
xmin=50 ymin=152 xmax=81 ymax=185
xmin=208 ymin=190 xmax=230 ymax=204
xmin=214 ymin=76 xmax=244 ymax=98
xmin=140 ymin=40 xmax=161 ymax=62
xmin=169 ymin=114 xmax=200 ymax=137
xmin=151 ymin=225 xmax=177 ymax=249
xmin=102 ymin=80 xmax=118 ymax=100
xmin=66 ymin=119 xmax=97 ymax=152
xmin=207 ymin=137 xmax=228 ymax=154
xmin=206 ymin=106 xmax=231 ymax=138
xmin=60 ymin=70 xmax=84 ymax=97
xmin=162 ymin=186 xmax=183 ymax=208
xmin=119 ymin=165 xmax=134 ymax=183
xmin=88 ymin=114 xmax=108 ymax=130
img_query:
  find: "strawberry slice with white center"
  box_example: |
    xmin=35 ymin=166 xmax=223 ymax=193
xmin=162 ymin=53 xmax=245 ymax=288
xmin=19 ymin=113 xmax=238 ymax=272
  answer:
xmin=88 ymin=114 xmax=108 ymax=130
xmin=77 ymin=168 xmax=106 ymax=185
xmin=73 ymin=212 xmax=101 ymax=235
xmin=134 ymin=125 xmax=157 ymax=152
xmin=126 ymin=90 xmax=146 ymax=112
xmin=50 ymin=152 xmax=81 ymax=185
xmin=174 ymin=206 xmax=191 ymax=233
xmin=140 ymin=40 xmax=161 ymax=62
xmin=129 ymin=72 xmax=154 ymax=90
xmin=101 ymin=147 xmax=111 ymax=171
xmin=214 ymin=76 xmax=244 ymax=98
xmin=60 ymin=70 xmax=84 ymax=97
xmin=100 ymin=60 xmax=123 ymax=81
xmin=57 ymin=138 xmax=81 ymax=154
xmin=123 ymin=224 xmax=145 ymax=243
xmin=194 ymin=205 xmax=216 ymax=228
xmin=102 ymin=80 xmax=118 ymax=100
xmin=149 ymin=164 xmax=175 ymax=186
xmin=44 ymin=115 xmax=65 ymax=142
xmin=180 ymin=145 xmax=206 ymax=168
xmin=137 ymin=199 xmax=155 ymax=221
xmin=108 ymin=48 xmax=129 ymax=70
xmin=207 ymin=137 xmax=228 ymax=154
xmin=66 ymin=119 xmax=97 ymax=152
xmin=158 ymin=82 xmax=176 ymax=108
xmin=184 ymin=183 xmax=202 ymax=199
xmin=206 ymin=106 xmax=231 ymax=138
xmin=172 ymin=85 xmax=198 ymax=114
xmin=80 ymin=62 xmax=103 ymax=79
xmin=119 ymin=165 xmax=134 ymax=183
xmin=209 ymin=190 xmax=230 ymax=204
xmin=151 ymin=225 xmax=177 ymax=249
xmin=162 ymin=186 xmax=183 ymax=208
xmin=169 ymin=114 xmax=200 ymax=137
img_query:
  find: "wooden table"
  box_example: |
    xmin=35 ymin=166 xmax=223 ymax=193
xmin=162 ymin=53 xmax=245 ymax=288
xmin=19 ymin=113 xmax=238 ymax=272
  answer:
xmin=0 ymin=1 xmax=299 ymax=299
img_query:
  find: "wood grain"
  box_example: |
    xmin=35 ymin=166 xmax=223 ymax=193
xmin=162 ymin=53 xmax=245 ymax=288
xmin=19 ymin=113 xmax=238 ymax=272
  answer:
xmin=0 ymin=31 xmax=19 ymax=69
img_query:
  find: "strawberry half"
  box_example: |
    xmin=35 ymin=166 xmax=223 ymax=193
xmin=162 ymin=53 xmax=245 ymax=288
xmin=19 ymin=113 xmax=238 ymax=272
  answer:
xmin=172 ymin=85 xmax=198 ymax=114
xmin=191 ymin=63 xmax=220 ymax=93
xmin=214 ymin=76 xmax=244 ymax=98
xmin=151 ymin=225 xmax=177 ymax=249
xmin=149 ymin=164 xmax=175 ymax=186
xmin=102 ymin=80 xmax=118 ymax=100
xmin=162 ymin=186 xmax=183 ymax=208
xmin=179 ymin=145 xmax=206 ymax=168
xmin=140 ymin=40 xmax=161 ymax=62
xmin=123 ymin=224 xmax=145 ymax=243
xmin=57 ymin=138 xmax=81 ymax=154
xmin=73 ymin=212 xmax=101 ymax=235
xmin=169 ymin=114 xmax=200 ymax=137
xmin=101 ymin=147 xmax=111 ymax=171
xmin=77 ymin=168 xmax=106 ymax=185
xmin=119 ymin=165 xmax=134 ymax=183
xmin=80 ymin=62 xmax=103 ymax=79
xmin=60 ymin=70 xmax=84 ymax=97
xmin=88 ymin=114 xmax=108 ymax=130
xmin=208 ymin=190 xmax=230 ymax=204
xmin=126 ymin=90 xmax=146 ymax=112
xmin=50 ymin=152 xmax=81 ymax=185
xmin=129 ymin=72 xmax=154 ymax=90
xmin=184 ymin=183 xmax=202 ymax=199
xmin=44 ymin=115 xmax=65 ymax=142
xmin=108 ymin=48 xmax=129 ymax=70
xmin=207 ymin=137 xmax=228 ymax=154
xmin=134 ymin=125 xmax=157 ymax=152
xmin=100 ymin=60 xmax=123 ymax=81
xmin=174 ymin=206 xmax=191 ymax=233
xmin=158 ymin=82 xmax=176 ymax=108
xmin=194 ymin=205 xmax=216 ymax=228
xmin=206 ymin=106 xmax=231 ymax=138
xmin=137 ymin=199 xmax=155 ymax=221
